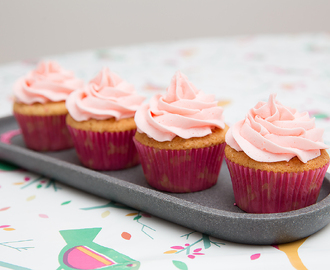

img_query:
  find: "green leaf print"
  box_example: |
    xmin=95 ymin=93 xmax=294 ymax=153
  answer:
xmin=61 ymin=201 xmax=71 ymax=206
xmin=172 ymin=260 xmax=188 ymax=270
xmin=0 ymin=160 xmax=19 ymax=171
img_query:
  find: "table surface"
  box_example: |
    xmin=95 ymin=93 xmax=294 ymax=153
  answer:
xmin=1 ymin=33 xmax=330 ymax=270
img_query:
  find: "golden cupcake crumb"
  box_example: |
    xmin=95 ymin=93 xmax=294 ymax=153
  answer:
xmin=13 ymin=101 xmax=68 ymax=116
xmin=66 ymin=114 xmax=137 ymax=133
xmin=225 ymin=144 xmax=330 ymax=173
xmin=135 ymin=124 xmax=229 ymax=150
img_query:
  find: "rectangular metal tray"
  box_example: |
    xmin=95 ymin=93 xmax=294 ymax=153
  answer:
xmin=1 ymin=115 xmax=330 ymax=245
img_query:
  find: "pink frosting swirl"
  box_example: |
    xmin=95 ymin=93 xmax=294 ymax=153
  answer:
xmin=13 ymin=61 xmax=84 ymax=104
xmin=66 ymin=67 xmax=145 ymax=121
xmin=226 ymin=94 xmax=329 ymax=163
xmin=135 ymin=71 xmax=225 ymax=142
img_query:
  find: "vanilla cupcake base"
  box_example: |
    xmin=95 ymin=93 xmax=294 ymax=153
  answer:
xmin=134 ymin=126 xmax=228 ymax=193
xmin=134 ymin=138 xmax=226 ymax=192
xmin=225 ymin=145 xmax=330 ymax=213
xmin=13 ymin=101 xmax=73 ymax=151
xmin=66 ymin=115 xmax=139 ymax=171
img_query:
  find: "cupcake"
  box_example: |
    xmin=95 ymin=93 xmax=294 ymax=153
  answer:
xmin=13 ymin=61 xmax=84 ymax=151
xmin=66 ymin=67 xmax=145 ymax=170
xmin=225 ymin=94 xmax=330 ymax=213
xmin=134 ymin=71 xmax=229 ymax=193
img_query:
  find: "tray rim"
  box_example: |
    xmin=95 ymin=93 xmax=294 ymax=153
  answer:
xmin=1 ymin=114 xmax=330 ymax=244
xmin=2 ymin=132 xmax=329 ymax=220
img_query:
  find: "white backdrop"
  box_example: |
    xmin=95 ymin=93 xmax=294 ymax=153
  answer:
xmin=1 ymin=0 xmax=330 ymax=64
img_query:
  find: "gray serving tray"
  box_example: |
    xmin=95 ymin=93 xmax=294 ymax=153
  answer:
xmin=1 ymin=115 xmax=330 ymax=245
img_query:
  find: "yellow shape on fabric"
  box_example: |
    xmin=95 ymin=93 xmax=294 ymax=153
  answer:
xmin=126 ymin=213 xmax=139 ymax=216
xmin=277 ymin=237 xmax=308 ymax=270
xmin=164 ymin=250 xmax=177 ymax=254
xmin=13 ymin=182 xmax=24 ymax=185
xmin=26 ymin=195 xmax=36 ymax=201
xmin=101 ymin=211 xmax=110 ymax=218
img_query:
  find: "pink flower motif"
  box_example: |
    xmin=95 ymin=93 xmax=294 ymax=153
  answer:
xmin=170 ymin=243 xmax=205 ymax=259
xmin=171 ymin=246 xmax=184 ymax=250
xmin=250 ymin=253 xmax=261 ymax=260
xmin=192 ymin=248 xmax=205 ymax=256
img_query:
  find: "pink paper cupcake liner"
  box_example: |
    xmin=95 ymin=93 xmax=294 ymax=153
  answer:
xmin=14 ymin=112 xmax=73 ymax=151
xmin=67 ymin=125 xmax=139 ymax=171
xmin=133 ymin=138 xmax=226 ymax=193
xmin=225 ymin=157 xmax=330 ymax=213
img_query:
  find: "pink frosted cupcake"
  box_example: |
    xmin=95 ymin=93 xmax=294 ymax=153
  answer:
xmin=225 ymin=94 xmax=330 ymax=213
xmin=134 ymin=71 xmax=229 ymax=193
xmin=66 ymin=67 xmax=145 ymax=170
xmin=13 ymin=61 xmax=84 ymax=151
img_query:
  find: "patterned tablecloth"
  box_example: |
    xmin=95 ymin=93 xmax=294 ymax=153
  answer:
xmin=1 ymin=33 xmax=330 ymax=270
